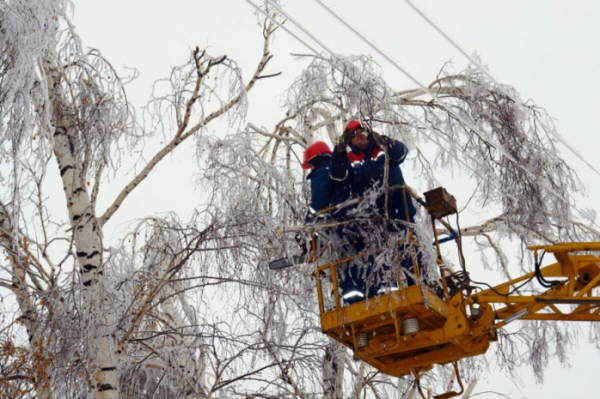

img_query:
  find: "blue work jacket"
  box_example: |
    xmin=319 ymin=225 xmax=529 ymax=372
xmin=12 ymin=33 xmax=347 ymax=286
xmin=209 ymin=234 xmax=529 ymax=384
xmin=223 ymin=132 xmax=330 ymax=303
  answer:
xmin=330 ymin=137 xmax=416 ymax=222
xmin=306 ymin=158 xmax=349 ymax=221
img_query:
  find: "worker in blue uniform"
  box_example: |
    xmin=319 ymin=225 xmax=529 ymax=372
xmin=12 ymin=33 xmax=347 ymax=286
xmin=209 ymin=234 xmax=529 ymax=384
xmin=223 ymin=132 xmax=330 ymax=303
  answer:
xmin=302 ymin=141 xmax=348 ymax=220
xmin=330 ymin=120 xmax=421 ymax=303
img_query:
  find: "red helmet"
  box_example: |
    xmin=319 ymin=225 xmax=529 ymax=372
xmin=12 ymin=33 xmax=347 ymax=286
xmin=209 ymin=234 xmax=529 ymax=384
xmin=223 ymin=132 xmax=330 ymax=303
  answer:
xmin=344 ymin=120 xmax=363 ymax=135
xmin=302 ymin=141 xmax=332 ymax=170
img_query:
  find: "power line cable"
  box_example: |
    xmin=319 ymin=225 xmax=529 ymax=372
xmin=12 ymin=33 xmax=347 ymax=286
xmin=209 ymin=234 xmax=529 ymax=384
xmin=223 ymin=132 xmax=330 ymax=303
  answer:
xmin=403 ymin=0 xmax=600 ymax=178
xmin=256 ymin=0 xmax=339 ymax=59
xmin=246 ymin=0 xmax=325 ymax=58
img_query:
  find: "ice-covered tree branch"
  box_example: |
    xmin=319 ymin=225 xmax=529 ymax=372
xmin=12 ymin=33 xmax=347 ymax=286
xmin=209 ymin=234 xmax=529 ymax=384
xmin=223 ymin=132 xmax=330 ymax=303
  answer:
xmin=98 ymin=20 xmax=276 ymax=227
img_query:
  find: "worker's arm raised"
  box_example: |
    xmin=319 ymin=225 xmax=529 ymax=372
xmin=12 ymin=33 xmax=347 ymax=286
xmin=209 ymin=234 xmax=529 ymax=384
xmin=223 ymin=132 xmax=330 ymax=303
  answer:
xmin=385 ymin=137 xmax=409 ymax=164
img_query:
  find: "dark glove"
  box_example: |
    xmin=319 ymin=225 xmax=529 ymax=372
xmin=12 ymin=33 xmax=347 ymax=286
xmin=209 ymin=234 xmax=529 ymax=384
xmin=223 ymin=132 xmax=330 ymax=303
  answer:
xmin=336 ymin=128 xmax=353 ymax=152
xmin=368 ymin=130 xmax=387 ymax=148
xmin=295 ymin=231 xmax=308 ymax=257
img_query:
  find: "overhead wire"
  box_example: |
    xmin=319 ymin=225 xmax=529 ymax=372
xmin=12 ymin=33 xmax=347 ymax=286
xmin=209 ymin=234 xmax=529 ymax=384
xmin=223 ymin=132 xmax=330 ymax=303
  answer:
xmin=251 ymin=0 xmax=339 ymax=59
xmin=246 ymin=0 xmax=324 ymax=58
xmin=403 ymin=0 xmax=600 ymax=178
xmin=401 ymin=0 xmax=600 ymax=231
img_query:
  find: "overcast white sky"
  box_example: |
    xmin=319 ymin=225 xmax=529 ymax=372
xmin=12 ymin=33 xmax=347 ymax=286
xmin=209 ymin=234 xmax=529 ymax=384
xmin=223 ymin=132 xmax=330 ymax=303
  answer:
xmin=72 ymin=1 xmax=600 ymax=397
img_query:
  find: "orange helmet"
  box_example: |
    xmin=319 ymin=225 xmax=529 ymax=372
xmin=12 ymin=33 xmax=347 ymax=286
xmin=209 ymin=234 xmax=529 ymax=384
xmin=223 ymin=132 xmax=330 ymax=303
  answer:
xmin=302 ymin=141 xmax=332 ymax=170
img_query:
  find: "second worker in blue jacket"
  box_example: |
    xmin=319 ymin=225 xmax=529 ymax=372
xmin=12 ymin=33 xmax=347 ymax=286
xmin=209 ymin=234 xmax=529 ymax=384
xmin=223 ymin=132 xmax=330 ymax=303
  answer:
xmin=302 ymin=141 xmax=349 ymax=221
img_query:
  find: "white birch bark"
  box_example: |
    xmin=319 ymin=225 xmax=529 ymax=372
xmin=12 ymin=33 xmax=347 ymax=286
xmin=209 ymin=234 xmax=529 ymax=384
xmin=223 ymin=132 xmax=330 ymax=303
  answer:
xmin=46 ymin=62 xmax=119 ymax=399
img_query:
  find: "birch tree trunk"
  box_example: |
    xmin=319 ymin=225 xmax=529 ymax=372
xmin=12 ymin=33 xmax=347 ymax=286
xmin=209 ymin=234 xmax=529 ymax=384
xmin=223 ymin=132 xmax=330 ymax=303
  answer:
xmin=46 ymin=62 xmax=119 ymax=399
